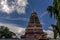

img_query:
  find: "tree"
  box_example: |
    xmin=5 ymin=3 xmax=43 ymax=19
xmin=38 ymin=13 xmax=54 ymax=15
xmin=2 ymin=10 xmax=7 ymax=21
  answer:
xmin=47 ymin=0 xmax=60 ymax=38
xmin=0 ymin=26 xmax=16 ymax=38
xmin=51 ymin=24 xmax=58 ymax=39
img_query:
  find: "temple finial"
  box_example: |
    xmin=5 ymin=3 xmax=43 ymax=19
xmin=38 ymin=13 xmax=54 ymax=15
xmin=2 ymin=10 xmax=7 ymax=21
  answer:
xmin=32 ymin=10 xmax=36 ymax=13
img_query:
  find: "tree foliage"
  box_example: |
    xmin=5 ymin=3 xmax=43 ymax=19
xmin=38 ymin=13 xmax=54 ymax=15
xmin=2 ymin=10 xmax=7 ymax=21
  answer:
xmin=0 ymin=26 xmax=16 ymax=38
xmin=47 ymin=0 xmax=60 ymax=39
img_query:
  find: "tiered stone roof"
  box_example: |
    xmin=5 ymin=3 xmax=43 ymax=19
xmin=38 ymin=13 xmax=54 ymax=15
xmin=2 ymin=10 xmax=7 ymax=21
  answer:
xmin=21 ymin=11 xmax=48 ymax=40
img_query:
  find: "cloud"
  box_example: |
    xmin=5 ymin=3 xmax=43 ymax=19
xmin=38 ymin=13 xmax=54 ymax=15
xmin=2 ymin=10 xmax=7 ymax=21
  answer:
xmin=48 ymin=26 xmax=53 ymax=30
xmin=0 ymin=22 xmax=25 ymax=38
xmin=6 ymin=17 xmax=29 ymax=21
xmin=0 ymin=17 xmax=29 ymax=21
xmin=40 ymin=21 xmax=45 ymax=25
xmin=43 ymin=30 xmax=59 ymax=38
xmin=0 ymin=0 xmax=28 ymax=14
xmin=40 ymin=12 xmax=48 ymax=18
xmin=43 ymin=30 xmax=54 ymax=38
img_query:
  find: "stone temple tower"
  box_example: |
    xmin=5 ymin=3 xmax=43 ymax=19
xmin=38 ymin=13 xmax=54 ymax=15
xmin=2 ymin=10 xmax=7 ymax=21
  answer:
xmin=21 ymin=11 xmax=48 ymax=40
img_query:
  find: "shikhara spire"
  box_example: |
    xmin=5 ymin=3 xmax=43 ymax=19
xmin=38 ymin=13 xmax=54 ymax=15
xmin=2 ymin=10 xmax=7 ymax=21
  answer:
xmin=21 ymin=11 xmax=48 ymax=40
xmin=27 ymin=11 xmax=42 ymax=31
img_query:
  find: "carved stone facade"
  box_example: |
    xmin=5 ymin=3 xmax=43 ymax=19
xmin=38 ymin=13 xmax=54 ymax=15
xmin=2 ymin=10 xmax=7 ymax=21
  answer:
xmin=21 ymin=11 xmax=48 ymax=40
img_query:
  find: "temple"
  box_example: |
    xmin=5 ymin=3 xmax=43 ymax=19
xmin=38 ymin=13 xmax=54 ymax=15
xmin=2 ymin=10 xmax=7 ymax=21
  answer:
xmin=21 ymin=11 xmax=48 ymax=40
